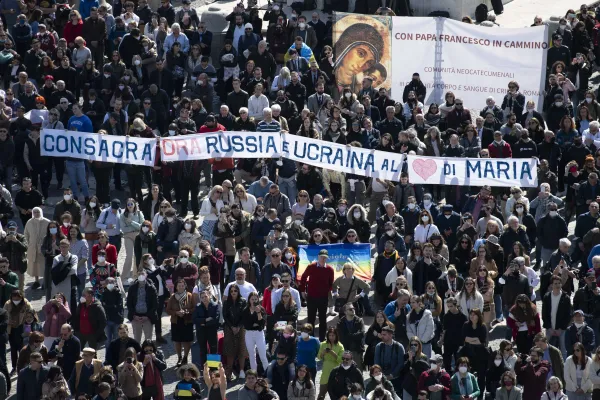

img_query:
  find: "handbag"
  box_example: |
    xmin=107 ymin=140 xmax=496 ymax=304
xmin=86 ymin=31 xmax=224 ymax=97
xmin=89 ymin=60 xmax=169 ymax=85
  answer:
xmin=334 ymin=278 xmax=364 ymax=315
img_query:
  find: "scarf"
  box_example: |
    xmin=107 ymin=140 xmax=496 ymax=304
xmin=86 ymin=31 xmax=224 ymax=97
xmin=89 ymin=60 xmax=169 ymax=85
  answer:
xmin=175 ymin=291 xmax=187 ymax=310
xmin=454 ymin=373 xmax=473 ymax=396
xmin=144 ymin=361 xmax=164 ymax=400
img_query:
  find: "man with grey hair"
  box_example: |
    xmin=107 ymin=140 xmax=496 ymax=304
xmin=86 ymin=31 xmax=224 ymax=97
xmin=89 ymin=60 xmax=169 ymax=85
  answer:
xmin=257 ymin=107 xmax=280 ymax=132
xmin=217 ymin=104 xmax=235 ymax=130
xmin=584 ymin=120 xmax=600 ymax=147
xmin=480 ymin=95 xmax=503 ymax=121
xmin=247 ymin=176 xmax=273 ymax=204
xmin=270 ymin=103 xmax=288 ymax=132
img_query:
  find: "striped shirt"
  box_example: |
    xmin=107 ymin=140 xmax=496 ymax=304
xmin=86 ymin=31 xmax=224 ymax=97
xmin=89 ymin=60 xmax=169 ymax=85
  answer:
xmin=257 ymin=119 xmax=281 ymax=133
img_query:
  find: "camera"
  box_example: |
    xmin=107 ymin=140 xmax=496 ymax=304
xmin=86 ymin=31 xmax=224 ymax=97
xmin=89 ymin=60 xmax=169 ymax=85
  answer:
xmin=126 ymin=357 xmax=133 ymax=364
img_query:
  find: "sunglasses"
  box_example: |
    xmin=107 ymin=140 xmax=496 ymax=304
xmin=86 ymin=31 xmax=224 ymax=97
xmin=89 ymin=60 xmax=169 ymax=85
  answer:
xmin=230 ymin=290 xmax=239 ymax=293
xmin=298 ymin=194 xmax=307 ymax=197
xmin=347 ymin=234 xmax=356 ymax=237
xmin=281 ymin=280 xmax=290 ymax=283
xmin=277 ymin=357 xmax=286 ymax=360
xmin=216 ymin=191 xmax=223 ymax=194
xmin=461 ymin=241 xmax=468 ymax=244
xmin=272 ymin=254 xmax=281 ymax=257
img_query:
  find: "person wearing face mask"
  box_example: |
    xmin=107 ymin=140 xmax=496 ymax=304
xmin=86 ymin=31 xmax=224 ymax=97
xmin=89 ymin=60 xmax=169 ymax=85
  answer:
xmin=171 ymin=249 xmax=199 ymax=293
xmin=155 ymin=207 xmax=184 ymax=264
xmin=578 ymin=91 xmax=600 ymax=121
xmin=327 ymin=351 xmax=364 ymax=400
xmin=493 ymin=371 xmax=522 ymax=400
xmin=126 ymin=270 xmax=158 ymax=344
xmin=285 ymin=214 xmax=310 ymax=251
xmin=71 ymin=288 xmax=107 ymax=350
xmin=417 ymin=354 xmax=451 ymax=400
xmin=99 ymin=276 xmax=124 ymax=345
xmin=565 ymin=310 xmax=595 ymax=357
xmin=344 ymin=204 xmax=370 ymax=244
xmin=5 ymin=289 xmax=34 ymax=375
xmin=449 ymin=357 xmax=480 ymax=400
xmin=53 ymin=188 xmax=82 ymax=226
xmin=16 ymin=329 xmax=48 ymax=374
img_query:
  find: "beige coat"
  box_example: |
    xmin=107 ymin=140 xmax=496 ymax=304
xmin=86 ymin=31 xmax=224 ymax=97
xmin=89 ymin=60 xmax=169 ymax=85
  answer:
xmin=118 ymin=360 xmax=144 ymax=398
xmin=24 ymin=210 xmax=50 ymax=277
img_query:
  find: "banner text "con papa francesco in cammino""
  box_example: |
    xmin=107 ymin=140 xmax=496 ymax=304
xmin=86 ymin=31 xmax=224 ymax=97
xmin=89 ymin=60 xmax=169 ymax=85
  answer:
xmin=394 ymin=33 xmax=549 ymax=49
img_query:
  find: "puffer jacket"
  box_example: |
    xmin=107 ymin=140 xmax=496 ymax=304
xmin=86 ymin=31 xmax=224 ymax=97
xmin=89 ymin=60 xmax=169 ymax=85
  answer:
xmin=406 ymin=308 xmax=435 ymax=344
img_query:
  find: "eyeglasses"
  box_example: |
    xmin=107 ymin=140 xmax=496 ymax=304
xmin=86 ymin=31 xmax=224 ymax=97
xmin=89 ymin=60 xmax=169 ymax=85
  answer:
xmin=465 ymin=283 xmax=474 ymax=286
xmin=160 ymin=206 xmax=167 ymax=209
xmin=298 ymin=194 xmax=307 ymax=197
xmin=127 ymin=203 xmax=134 ymax=207
xmin=282 ymin=295 xmax=290 ymax=298
xmin=347 ymin=234 xmax=356 ymax=237
xmin=281 ymin=280 xmax=290 ymax=283
xmin=144 ymin=102 xmax=151 ymax=105
xmin=455 ymin=103 xmax=463 ymax=105
xmin=277 ymin=357 xmax=286 ymax=360
xmin=272 ymin=254 xmax=281 ymax=257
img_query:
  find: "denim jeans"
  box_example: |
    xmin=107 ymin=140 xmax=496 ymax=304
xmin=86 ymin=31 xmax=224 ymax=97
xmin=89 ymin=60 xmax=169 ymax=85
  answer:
xmin=77 ymin=273 xmax=86 ymax=300
xmin=65 ymin=160 xmax=90 ymax=199
xmin=105 ymin=320 xmax=119 ymax=344
xmin=494 ymin=294 xmax=503 ymax=320
xmin=278 ymin=176 xmax=297 ymax=203
xmin=546 ymin=329 xmax=567 ymax=359
xmin=108 ymin=234 xmax=122 ymax=255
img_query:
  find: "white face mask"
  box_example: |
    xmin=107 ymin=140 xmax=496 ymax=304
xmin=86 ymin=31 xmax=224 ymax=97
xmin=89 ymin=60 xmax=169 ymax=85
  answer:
xmin=89 ymin=100 xmax=95 ymax=104
xmin=118 ymin=85 xmax=125 ymax=90
xmin=587 ymin=98 xmax=593 ymax=103
xmin=80 ymin=296 xmax=86 ymax=303
xmin=344 ymin=93 xmax=351 ymax=99
xmin=134 ymin=59 xmax=141 ymax=65
xmin=423 ymin=199 xmax=431 ymax=206
xmin=97 ymin=256 xmax=105 ymax=263
xmin=549 ymin=211 xmax=558 ymax=217
xmin=12 ymin=300 xmax=20 ymax=305
xmin=427 ymin=290 xmax=435 ymax=296
xmin=445 ymin=214 xmax=451 ymax=219
xmin=373 ymin=373 xmax=382 ymax=381
xmin=104 ymin=73 xmax=110 ymax=78
xmin=299 ymin=22 xmax=306 ymax=29
xmin=148 ymin=259 xmax=155 ymax=266
xmin=430 ymin=362 xmax=437 ymax=371
xmin=138 ymin=275 xmax=146 ymax=282
xmin=107 ymin=284 xmax=115 ymax=291
xmin=386 ymin=230 xmax=395 ymax=236
xmin=180 ymin=257 xmax=188 ymax=264
xmin=555 ymin=102 xmax=563 ymax=107
xmin=185 ymin=223 xmax=192 ymax=230
xmin=294 ymin=220 xmax=302 ymax=226
xmin=527 ymin=108 xmax=534 ymax=113
xmin=63 ymin=222 xmax=70 ymax=227
xmin=353 ymin=211 xmax=361 ymax=218
xmin=459 ymin=366 xmax=467 ymax=374
xmin=352 ymin=396 xmax=361 ymax=400
xmin=169 ymin=130 xmax=176 ymax=136
xmin=285 ymin=252 xmax=292 ymax=259
xmin=342 ymin=364 xmax=351 ymax=370
xmin=408 ymin=203 xmax=416 ymax=210
xmin=64 ymin=194 xmax=72 ymax=201
xmin=89 ymin=202 xmax=96 ymax=208
xmin=144 ymin=46 xmax=149 ymax=51
xmin=575 ymin=322 xmax=584 ymax=328
xmin=494 ymin=359 xmax=502 ymax=366
xmin=339 ymin=206 xmax=347 ymax=213
xmin=142 ymin=227 xmax=149 ymax=233
xmin=516 ymin=207 xmax=524 ymax=214
xmin=276 ymin=160 xmax=283 ymax=166
xmin=301 ymin=332 xmax=309 ymax=339
xmin=421 ymin=216 xmax=430 ymax=223
xmin=167 ymin=217 xmax=174 ymax=223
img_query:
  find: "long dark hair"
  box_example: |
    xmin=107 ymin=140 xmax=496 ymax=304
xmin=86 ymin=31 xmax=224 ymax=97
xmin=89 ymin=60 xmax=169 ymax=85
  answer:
xmin=291 ymin=364 xmax=313 ymax=389
xmin=573 ymin=342 xmax=588 ymax=366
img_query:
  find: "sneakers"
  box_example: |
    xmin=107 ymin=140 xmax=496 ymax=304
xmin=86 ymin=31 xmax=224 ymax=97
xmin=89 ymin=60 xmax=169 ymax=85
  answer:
xmin=31 ymin=281 xmax=40 ymax=290
xmin=328 ymin=307 xmax=338 ymax=316
xmin=239 ymin=370 xmax=246 ymax=379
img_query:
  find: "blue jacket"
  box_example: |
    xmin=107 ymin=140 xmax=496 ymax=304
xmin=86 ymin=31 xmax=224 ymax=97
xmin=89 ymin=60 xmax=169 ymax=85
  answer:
xmin=79 ymin=0 xmax=99 ymax=19
xmin=248 ymin=180 xmax=273 ymax=203
xmin=588 ymin=244 xmax=600 ymax=272
xmin=383 ymin=300 xmax=411 ymax=325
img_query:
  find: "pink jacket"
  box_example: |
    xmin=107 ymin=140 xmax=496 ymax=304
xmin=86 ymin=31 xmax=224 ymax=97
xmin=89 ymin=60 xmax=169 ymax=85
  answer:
xmin=42 ymin=300 xmax=71 ymax=337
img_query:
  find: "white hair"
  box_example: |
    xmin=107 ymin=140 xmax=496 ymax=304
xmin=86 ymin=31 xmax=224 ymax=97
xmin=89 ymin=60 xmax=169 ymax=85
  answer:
xmin=171 ymin=23 xmax=180 ymax=30
xmin=507 ymin=215 xmax=519 ymax=225
xmin=593 ymin=255 xmax=600 ymax=265
xmin=220 ymin=104 xmax=229 ymax=111
xmin=271 ymin=104 xmax=281 ymax=112
xmin=590 ymin=121 xmax=600 ymax=129
xmin=258 ymin=40 xmax=267 ymax=47
xmin=263 ymin=107 xmax=272 ymax=114
xmin=559 ymin=238 xmax=571 ymax=247
xmin=239 ymin=107 xmax=248 ymax=114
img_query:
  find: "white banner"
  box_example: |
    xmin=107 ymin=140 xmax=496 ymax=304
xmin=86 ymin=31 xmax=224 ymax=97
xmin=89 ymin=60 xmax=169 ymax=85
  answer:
xmin=160 ymin=131 xmax=281 ymax=161
xmin=406 ymin=155 xmax=538 ymax=187
xmin=392 ymin=17 xmax=548 ymax=108
xmin=281 ymin=134 xmax=404 ymax=181
xmin=41 ymin=129 xmax=157 ymax=166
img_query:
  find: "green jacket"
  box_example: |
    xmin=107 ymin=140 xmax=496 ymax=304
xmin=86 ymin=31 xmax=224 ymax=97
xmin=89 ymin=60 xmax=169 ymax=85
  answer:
xmin=450 ymin=372 xmax=480 ymax=400
xmin=0 ymin=272 xmax=18 ymax=306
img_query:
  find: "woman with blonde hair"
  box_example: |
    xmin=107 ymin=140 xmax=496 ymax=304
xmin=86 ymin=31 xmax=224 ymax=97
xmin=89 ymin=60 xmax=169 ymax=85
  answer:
xmin=199 ymin=185 xmax=225 ymax=245
xmin=474 ymin=266 xmax=495 ymax=327
xmin=151 ymin=200 xmax=172 ymax=231
xmin=233 ymin=184 xmax=257 ymax=214
xmin=167 ymin=278 xmax=195 ymax=366
xmin=291 ymin=190 xmax=312 ymax=217
xmin=541 ymin=376 xmax=567 ymax=400
xmin=469 ymin=245 xmax=498 ymax=279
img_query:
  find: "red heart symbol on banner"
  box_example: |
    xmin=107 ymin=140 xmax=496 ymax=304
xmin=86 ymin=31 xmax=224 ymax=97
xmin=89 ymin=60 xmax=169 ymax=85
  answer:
xmin=412 ymin=159 xmax=438 ymax=181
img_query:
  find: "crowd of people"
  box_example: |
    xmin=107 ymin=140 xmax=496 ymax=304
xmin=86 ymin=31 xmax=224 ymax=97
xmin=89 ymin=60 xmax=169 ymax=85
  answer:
xmin=0 ymin=0 xmax=598 ymax=399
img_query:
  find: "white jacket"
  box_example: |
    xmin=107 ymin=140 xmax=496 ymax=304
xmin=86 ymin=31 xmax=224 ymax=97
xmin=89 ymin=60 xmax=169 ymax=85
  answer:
xmin=234 ymin=194 xmax=257 ymax=215
xmin=406 ymin=309 xmax=435 ymax=344
xmin=564 ymin=356 xmax=593 ymax=393
xmin=248 ymin=94 xmax=270 ymax=119
xmin=385 ymin=267 xmax=413 ymax=293
xmin=413 ymin=224 xmax=440 ymax=243
xmin=589 ymin=359 xmax=600 ymax=390
xmin=199 ymin=198 xmax=224 ymax=221
xmin=455 ymin=291 xmax=484 ymax=317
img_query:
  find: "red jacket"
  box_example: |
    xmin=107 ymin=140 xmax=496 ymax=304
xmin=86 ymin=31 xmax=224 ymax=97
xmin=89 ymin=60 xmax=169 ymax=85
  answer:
xmin=63 ymin=21 xmax=83 ymax=45
xmin=506 ymin=311 xmax=541 ymax=340
xmin=488 ymin=140 xmax=512 ymax=158
xmin=299 ymin=262 xmax=334 ymax=298
xmin=91 ymin=243 xmax=118 ymax=265
xmin=417 ymin=369 xmax=451 ymax=399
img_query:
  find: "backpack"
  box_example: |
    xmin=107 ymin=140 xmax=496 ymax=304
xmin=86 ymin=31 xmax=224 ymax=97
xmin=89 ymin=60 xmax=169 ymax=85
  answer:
xmin=475 ymin=3 xmax=488 ymax=23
